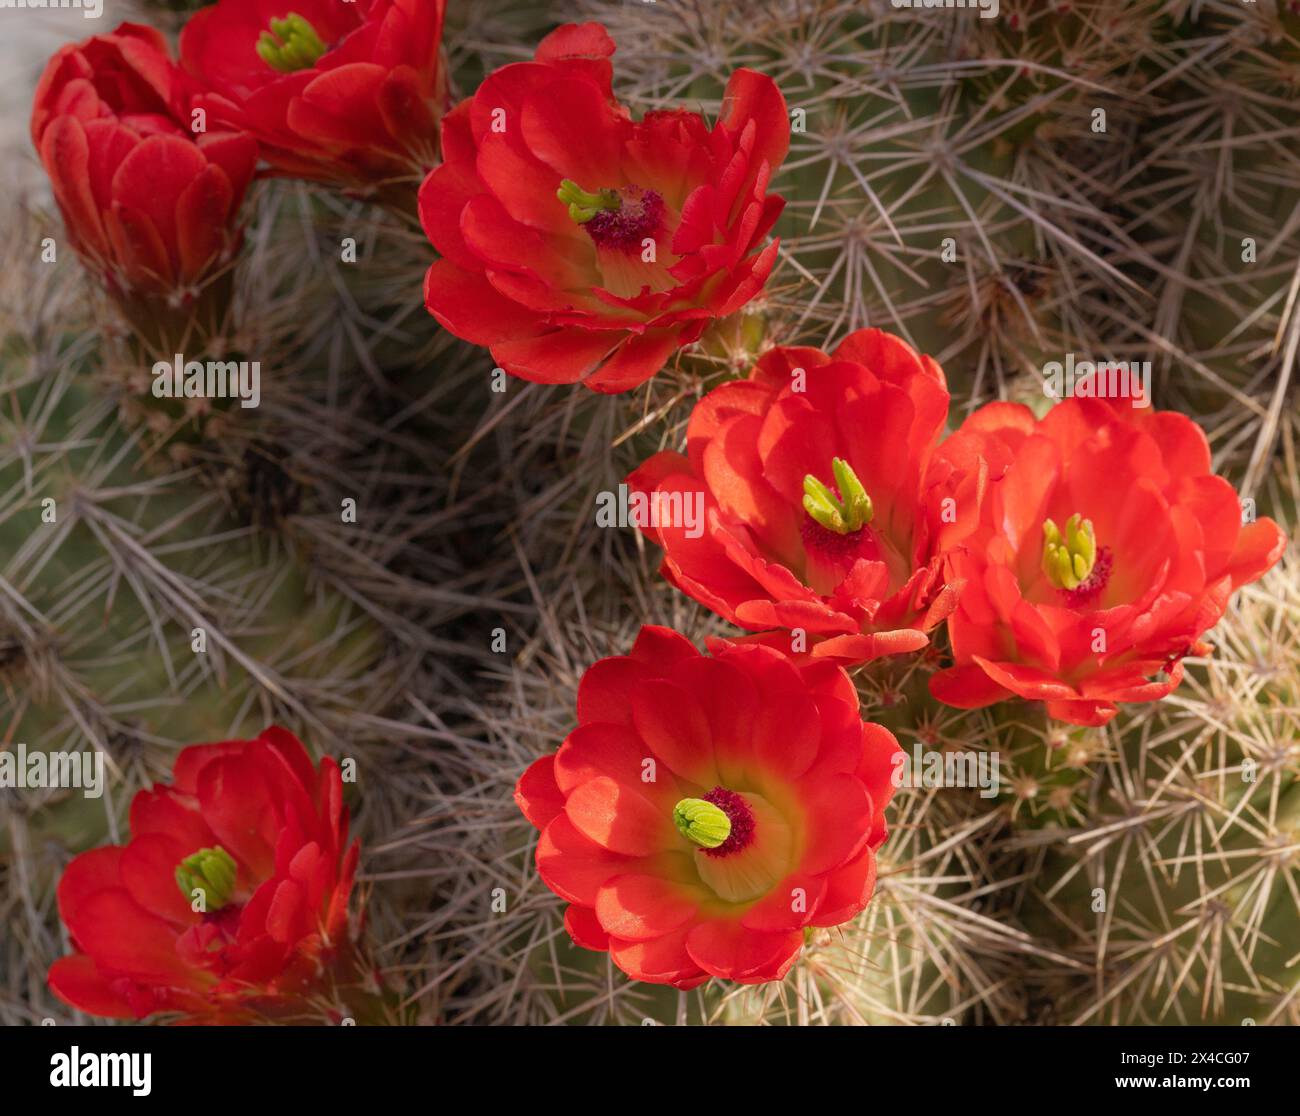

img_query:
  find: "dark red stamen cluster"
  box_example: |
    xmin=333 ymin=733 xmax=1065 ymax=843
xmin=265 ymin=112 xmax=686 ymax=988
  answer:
xmin=800 ymin=517 xmax=880 ymax=564
xmin=1060 ymin=545 xmax=1113 ymax=608
xmin=700 ymin=786 xmax=755 ymax=859
xmin=585 ymin=186 xmax=665 ymax=252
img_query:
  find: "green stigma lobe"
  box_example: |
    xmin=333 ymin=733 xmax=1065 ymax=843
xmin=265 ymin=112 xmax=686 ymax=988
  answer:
xmin=175 ymin=845 xmax=238 ymax=910
xmin=256 ymin=12 xmax=328 ymax=73
xmin=802 ymin=457 xmax=873 ymax=534
xmin=673 ymin=798 xmax=732 ymax=849
xmin=556 ymin=178 xmax=621 ymax=224
xmin=1042 ymin=513 xmax=1097 ymax=590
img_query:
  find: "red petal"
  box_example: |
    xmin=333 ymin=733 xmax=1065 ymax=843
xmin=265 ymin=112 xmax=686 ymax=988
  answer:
xmin=195 ymin=754 xmax=278 ymax=879
xmin=536 ymin=814 xmax=634 ymax=905
xmin=196 ymin=130 xmax=258 ymax=205
xmin=376 ymin=65 xmax=438 ymax=162
xmin=48 ymin=955 xmax=138 ymax=1019
xmin=170 ymin=740 xmax=246 ymax=794
xmin=130 ymin=787 xmax=212 ymax=849
xmin=595 ymin=874 xmax=703 ymax=941
xmin=519 ymin=77 xmax=626 ymax=184
xmin=68 ymin=890 xmax=191 ymax=983
xmin=423 ymin=259 xmax=547 ymax=347
xmin=265 ymin=879 xmax=308 ymax=943
xmin=110 ymin=133 xmax=208 ymax=262
xmin=583 ymin=327 xmax=685 ymax=393
xmin=719 ymin=68 xmax=790 ymax=183
xmin=490 ymin=328 xmax=620 ymax=385
xmin=56 ymin=846 xmax=124 ymax=933
xmin=798 ymin=774 xmax=874 ymax=874
xmin=290 ymin=63 xmax=389 ymax=148
xmin=609 ymin=925 xmax=705 ymax=988
xmin=740 ymin=873 xmax=827 ymax=931
xmin=811 ymin=845 xmax=879 ymax=926
xmin=40 ymin=116 xmax=109 ymax=261
xmin=175 ymin=163 xmax=233 ymax=281
xmin=555 ymin=722 xmax=679 ymax=804
xmin=120 ymin=833 xmax=200 ymax=926
xmin=418 ymin=158 xmax=485 ymax=269
xmin=564 ymin=904 xmax=610 ymax=951
xmin=629 ymin=625 xmax=700 ymax=668
xmin=105 ymin=202 xmax=171 ymax=289
xmin=1225 ymin=518 xmax=1285 ymax=588
xmin=514 ymin=754 xmax=566 ymax=829
xmin=685 ymin=919 xmax=802 ymax=982
xmin=533 ymin=22 xmax=616 ymax=97
xmin=576 ymin=656 xmax=653 ymax=727
xmin=631 ymin=680 xmax=717 ymax=786
xmin=565 ymin=776 xmax=674 ymax=857
xmin=929 ymin=663 xmax=1013 ymax=709
xmin=535 ymin=23 xmax=617 ymax=66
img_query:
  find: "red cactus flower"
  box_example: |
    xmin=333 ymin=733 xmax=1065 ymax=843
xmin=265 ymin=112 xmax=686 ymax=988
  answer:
xmin=31 ymin=22 xmax=257 ymax=301
xmin=419 ymin=22 xmax=789 ymax=392
xmin=514 ymin=626 xmax=902 ymax=988
xmin=627 ymin=330 xmax=967 ymax=664
xmin=48 ymin=728 xmax=365 ymax=1023
xmin=180 ymin=0 xmax=447 ymax=189
xmin=928 ymin=383 xmax=1287 ymax=725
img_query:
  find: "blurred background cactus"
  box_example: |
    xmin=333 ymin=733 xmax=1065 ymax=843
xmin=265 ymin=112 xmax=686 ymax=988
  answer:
xmin=2 ymin=0 xmax=1296 ymax=1025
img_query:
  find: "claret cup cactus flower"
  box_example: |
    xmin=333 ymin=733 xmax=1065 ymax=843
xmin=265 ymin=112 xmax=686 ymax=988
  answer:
xmin=419 ymin=22 xmax=789 ymax=391
xmin=181 ymin=0 xmax=447 ymax=189
xmin=928 ymin=378 xmax=1286 ymax=725
xmin=514 ymin=626 xmax=902 ymax=987
xmin=48 ymin=729 xmax=375 ymax=1023
xmin=627 ymin=330 xmax=967 ymax=664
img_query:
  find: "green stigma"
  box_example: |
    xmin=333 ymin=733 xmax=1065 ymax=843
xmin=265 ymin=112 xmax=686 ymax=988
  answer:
xmin=556 ymin=178 xmax=621 ymax=224
xmin=1042 ymin=513 xmax=1097 ymax=590
xmin=672 ymin=798 xmax=732 ymax=849
xmin=802 ymin=457 xmax=874 ymax=534
xmin=175 ymin=846 xmax=238 ymax=911
xmin=255 ymin=13 xmax=328 ymax=73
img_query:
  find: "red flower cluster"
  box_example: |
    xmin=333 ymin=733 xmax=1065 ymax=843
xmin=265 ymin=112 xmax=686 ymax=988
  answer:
xmin=31 ymin=23 xmax=256 ymax=300
xmin=517 ymin=359 xmax=1285 ymax=990
xmin=926 ymin=384 xmax=1286 ymax=725
xmin=48 ymin=728 xmax=361 ymax=1022
xmin=628 ymin=340 xmax=1285 ymax=727
xmin=515 ymin=626 xmax=900 ymax=987
xmin=181 ymin=0 xmax=446 ymax=189
xmin=628 ymin=330 xmax=967 ymax=664
xmin=419 ymin=23 xmax=789 ymax=391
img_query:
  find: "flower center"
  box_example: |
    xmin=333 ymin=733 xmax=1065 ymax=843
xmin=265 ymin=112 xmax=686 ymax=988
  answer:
xmin=1060 ymin=545 xmax=1113 ymax=607
xmin=175 ymin=845 xmax=237 ymax=912
xmin=800 ymin=516 xmax=882 ymax=564
xmin=673 ymin=787 xmax=755 ymax=858
xmin=176 ymin=902 xmax=246 ymax=976
xmin=1041 ymin=513 xmax=1100 ymax=591
xmin=256 ymin=13 xmax=328 ymax=73
xmin=557 ymin=179 xmax=665 ymax=252
xmin=803 ymin=457 xmax=874 ymax=535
